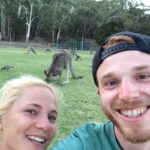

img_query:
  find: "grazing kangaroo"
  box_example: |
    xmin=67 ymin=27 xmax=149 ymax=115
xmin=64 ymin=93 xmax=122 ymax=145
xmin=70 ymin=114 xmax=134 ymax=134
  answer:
xmin=1 ymin=65 xmax=14 ymax=71
xmin=44 ymin=48 xmax=51 ymax=53
xmin=27 ymin=47 xmax=36 ymax=54
xmin=75 ymin=53 xmax=81 ymax=61
xmin=44 ymin=52 xmax=82 ymax=85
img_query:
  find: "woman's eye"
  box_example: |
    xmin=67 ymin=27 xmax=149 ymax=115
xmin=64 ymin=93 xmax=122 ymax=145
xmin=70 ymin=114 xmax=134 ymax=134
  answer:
xmin=48 ymin=115 xmax=57 ymax=123
xmin=26 ymin=109 xmax=37 ymax=115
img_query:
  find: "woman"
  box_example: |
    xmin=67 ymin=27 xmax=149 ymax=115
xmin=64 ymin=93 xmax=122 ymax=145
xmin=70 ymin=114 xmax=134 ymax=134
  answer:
xmin=0 ymin=75 xmax=60 ymax=150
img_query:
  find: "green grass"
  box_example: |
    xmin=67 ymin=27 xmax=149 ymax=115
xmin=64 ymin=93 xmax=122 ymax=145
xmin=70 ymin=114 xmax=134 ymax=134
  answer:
xmin=0 ymin=47 xmax=107 ymax=148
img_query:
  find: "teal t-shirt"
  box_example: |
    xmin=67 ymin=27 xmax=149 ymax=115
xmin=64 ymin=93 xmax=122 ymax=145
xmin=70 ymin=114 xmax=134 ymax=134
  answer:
xmin=50 ymin=121 xmax=122 ymax=150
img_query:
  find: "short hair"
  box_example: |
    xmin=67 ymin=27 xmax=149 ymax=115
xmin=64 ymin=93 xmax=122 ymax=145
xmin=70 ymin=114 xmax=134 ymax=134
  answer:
xmin=0 ymin=75 xmax=61 ymax=116
xmin=92 ymin=31 xmax=150 ymax=86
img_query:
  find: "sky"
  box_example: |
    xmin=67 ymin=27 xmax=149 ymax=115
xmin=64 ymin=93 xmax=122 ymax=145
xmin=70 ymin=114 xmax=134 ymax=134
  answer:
xmin=134 ymin=0 xmax=150 ymax=13
xmin=139 ymin=0 xmax=150 ymax=6
xmin=95 ymin=0 xmax=150 ymax=6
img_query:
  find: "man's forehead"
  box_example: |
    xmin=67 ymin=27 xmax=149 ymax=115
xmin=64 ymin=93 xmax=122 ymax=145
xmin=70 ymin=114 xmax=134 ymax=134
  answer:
xmin=92 ymin=31 xmax=150 ymax=86
xmin=97 ymin=51 xmax=150 ymax=74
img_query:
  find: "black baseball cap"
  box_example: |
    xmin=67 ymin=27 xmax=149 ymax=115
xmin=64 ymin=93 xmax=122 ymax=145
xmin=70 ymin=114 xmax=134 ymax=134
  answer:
xmin=92 ymin=31 xmax=150 ymax=86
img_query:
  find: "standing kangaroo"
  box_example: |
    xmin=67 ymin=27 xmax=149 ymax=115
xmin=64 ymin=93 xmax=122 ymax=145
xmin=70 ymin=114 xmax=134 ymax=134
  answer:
xmin=44 ymin=52 xmax=82 ymax=85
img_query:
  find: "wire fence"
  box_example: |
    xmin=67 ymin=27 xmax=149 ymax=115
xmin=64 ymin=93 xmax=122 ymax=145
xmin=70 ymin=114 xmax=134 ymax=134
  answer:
xmin=0 ymin=39 xmax=99 ymax=51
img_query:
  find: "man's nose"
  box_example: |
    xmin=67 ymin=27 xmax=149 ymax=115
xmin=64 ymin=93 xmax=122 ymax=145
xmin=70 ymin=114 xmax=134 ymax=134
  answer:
xmin=118 ymin=78 xmax=140 ymax=101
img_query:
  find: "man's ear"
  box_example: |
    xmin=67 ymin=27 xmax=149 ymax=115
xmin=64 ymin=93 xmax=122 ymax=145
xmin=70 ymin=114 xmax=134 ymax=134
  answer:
xmin=0 ymin=117 xmax=3 ymax=131
xmin=96 ymin=87 xmax=100 ymax=96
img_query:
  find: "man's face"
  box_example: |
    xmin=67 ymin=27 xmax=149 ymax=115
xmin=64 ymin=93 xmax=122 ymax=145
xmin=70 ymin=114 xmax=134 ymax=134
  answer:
xmin=0 ymin=86 xmax=57 ymax=150
xmin=97 ymin=51 xmax=150 ymax=143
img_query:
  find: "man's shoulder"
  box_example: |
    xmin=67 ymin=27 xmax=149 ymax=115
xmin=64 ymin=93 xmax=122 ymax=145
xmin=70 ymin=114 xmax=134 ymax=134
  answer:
xmin=49 ymin=121 xmax=115 ymax=150
xmin=75 ymin=120 xmax=113 ymax=135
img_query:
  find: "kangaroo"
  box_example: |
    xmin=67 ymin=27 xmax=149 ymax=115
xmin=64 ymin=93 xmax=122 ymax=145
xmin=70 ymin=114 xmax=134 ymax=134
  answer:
xmin=27 ymin=47 xmax=36 ymax=54
xmin=44 ymin=48 xmax=51 ymax=53
xmin=44 ymin=52 xmax=82 ymax=85
xmin=75 ymin=53 xmax=81 ymax=61
xmin=1 ymin=65 xmax=14 ymax=71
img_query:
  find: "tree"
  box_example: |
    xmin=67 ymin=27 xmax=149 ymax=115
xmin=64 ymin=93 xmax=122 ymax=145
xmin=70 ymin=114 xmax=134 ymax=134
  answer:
xmin=18 ymin=0 xmax=42 ymax=47
xmin=0 ymin=0 xmax=19 ymax=40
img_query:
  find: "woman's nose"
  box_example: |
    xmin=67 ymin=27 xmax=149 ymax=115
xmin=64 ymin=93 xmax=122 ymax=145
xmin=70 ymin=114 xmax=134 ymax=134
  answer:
xmin=118 ymin=78 xmax=140 ymax=101
xmin=35 ymin=117 xmax=55 ymax=131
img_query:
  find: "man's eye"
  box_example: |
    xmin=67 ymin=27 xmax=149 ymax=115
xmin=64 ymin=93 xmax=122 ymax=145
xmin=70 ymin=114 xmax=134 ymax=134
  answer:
xmin=48 ymin=115 xmax=57 ymax=123
xmin=104 ymin=80 xmax=118 ymax=88
xmin=105 ymin=80 xmax=118 ymax=86
xmin=137 ymin=74 xmax=150 ymax=80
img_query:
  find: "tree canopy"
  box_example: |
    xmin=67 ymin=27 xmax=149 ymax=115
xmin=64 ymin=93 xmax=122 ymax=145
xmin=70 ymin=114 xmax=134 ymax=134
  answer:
xmin=0 ymin=0 xmax=149 ymax=44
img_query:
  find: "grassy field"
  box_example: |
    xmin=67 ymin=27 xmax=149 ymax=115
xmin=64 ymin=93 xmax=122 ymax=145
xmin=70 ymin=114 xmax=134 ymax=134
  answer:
xmin=0 ymin=47 xmax=107 ymax=148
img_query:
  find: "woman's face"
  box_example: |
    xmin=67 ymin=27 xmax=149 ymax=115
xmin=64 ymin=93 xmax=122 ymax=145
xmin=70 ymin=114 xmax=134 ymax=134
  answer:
xmin=0 ymin=86 xmax=58 ymax=150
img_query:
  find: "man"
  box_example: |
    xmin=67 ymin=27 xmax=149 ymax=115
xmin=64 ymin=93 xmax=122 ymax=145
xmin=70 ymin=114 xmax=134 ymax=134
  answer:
xmin=50 ymin=31 xmax=150 ymax=150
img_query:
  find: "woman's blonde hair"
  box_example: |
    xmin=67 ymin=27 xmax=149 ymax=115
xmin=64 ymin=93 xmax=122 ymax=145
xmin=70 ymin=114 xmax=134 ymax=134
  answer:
xmin=0 ymin=75 xmax=61 ymax=116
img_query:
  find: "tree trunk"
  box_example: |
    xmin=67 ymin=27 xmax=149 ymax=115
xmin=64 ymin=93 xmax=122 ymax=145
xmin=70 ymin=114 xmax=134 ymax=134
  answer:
xmin=52 ymin=23 xmax=55 ymax=45
xmin=56 ymin=27 xmax=61 ymax=48
xmin=35 ymin=21 xmax=42 ymax=37
xmin=81 ymin=31 xmax=84 ymax=50
xmin=26 ymin=1 xmax=33 ymax=47
xmin=0 ymin=0 xmax=6 ymax=40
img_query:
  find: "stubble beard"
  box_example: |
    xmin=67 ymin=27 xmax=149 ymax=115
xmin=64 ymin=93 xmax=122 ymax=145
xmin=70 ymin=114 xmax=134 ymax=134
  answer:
xmin=101 ymin=104 xmax=150 ymax=143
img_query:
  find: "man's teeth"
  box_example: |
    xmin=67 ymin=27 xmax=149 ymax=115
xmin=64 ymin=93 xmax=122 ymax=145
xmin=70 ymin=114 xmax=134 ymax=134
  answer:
xmin=27 ymin=135 xmax=46 ymax=144
xmin=121 ymin=107 xmax=147 ymax=117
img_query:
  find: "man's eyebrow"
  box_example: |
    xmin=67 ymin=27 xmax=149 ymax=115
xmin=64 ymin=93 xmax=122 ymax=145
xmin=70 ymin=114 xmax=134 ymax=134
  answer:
xmin=133 ymin=65 xmax=150 ymax=71
xmin=100 ymin=73 xmax=115 ymax=80
xmin=98 ymin=65 xmax=150 ymax=81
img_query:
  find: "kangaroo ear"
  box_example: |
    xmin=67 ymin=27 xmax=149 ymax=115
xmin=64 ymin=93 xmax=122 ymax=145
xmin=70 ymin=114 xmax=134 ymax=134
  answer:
xmin=44 ymin=70 xmax=47 ymax=75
